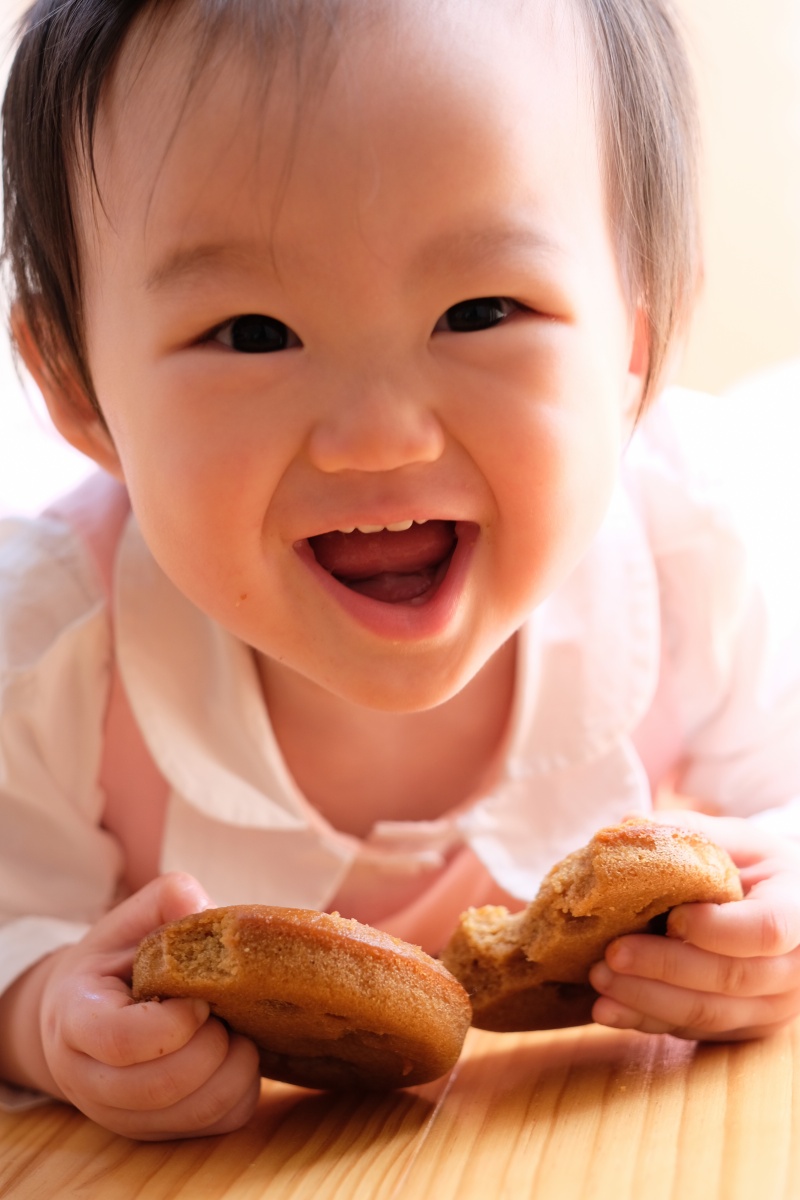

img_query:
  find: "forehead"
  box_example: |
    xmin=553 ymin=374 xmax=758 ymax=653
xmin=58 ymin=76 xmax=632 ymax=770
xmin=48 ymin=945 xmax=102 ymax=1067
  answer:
xmin=85 ymin=0 xmax=604 ymax=286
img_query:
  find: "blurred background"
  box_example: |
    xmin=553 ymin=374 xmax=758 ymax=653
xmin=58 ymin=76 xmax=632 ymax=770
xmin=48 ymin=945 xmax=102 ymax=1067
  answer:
xmin=678 ymin=0 xmax=800 ymax=389
xmin=0 ymin=0 xmax=799 ymax=538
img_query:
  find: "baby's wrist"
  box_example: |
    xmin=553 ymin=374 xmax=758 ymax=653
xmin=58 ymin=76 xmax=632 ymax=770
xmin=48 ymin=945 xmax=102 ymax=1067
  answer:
xmin=0 ymin=951 xmax=69 ymax=1101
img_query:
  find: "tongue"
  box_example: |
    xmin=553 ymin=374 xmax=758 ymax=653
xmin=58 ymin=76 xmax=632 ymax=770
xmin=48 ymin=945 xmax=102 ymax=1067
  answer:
xmin=309 ymin=521 xmax=456 ymax=602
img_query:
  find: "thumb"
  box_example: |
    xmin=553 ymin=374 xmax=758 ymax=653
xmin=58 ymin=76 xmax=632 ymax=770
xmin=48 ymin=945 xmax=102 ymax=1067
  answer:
xmin=82 ymin=872 xmax=213 ymax=957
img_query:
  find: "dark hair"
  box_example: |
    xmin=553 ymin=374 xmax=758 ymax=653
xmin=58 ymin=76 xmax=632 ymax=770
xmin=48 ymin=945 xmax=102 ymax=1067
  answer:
xmin=2 ymin=0 xmax=701 ymax=413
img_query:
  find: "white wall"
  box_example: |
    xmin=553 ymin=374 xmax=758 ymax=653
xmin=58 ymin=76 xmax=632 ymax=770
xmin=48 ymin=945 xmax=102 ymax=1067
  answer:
xmin=676 ymin=0 xmax=800 ymax=392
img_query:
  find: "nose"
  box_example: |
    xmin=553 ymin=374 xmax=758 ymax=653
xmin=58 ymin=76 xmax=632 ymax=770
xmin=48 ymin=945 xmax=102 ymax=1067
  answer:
xmin=306 ymin=373 xmax=446 ymax=474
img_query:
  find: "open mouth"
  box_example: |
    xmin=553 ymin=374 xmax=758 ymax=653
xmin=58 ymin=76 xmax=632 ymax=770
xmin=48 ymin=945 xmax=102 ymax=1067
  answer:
xmin=308 ymin=520 xmax=458 ymax=605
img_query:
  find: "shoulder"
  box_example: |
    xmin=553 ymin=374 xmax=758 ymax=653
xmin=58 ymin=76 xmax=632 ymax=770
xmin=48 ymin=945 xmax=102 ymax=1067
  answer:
xmin=0 ymin=502 xmax=109 ymax=678
xmin=626 ymin=387 xmax=744 ymax=545
xmin=623 ymin=386 xmax=797 ymax=733
xmin=624 ymin=387 xmax=754 ymax=610
xmin=0 ymin=500 xmax=115 ymax=807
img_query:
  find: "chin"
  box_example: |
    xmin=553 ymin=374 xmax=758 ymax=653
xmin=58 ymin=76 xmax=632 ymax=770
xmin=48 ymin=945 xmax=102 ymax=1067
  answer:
xmin=324 ymin=648 xmax=491 ymax=714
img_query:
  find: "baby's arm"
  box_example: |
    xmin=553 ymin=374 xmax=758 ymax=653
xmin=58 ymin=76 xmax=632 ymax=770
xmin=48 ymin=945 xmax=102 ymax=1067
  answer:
xmin=589 ymin=811 xmax=800 ymax=1040
xmin=0 ymin=873 xmax=261 ymax=1139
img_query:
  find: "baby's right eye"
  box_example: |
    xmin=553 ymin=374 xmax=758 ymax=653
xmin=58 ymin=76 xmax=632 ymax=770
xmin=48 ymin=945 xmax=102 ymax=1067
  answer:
xmin=211 ymin=314 xmax=302 ymax=353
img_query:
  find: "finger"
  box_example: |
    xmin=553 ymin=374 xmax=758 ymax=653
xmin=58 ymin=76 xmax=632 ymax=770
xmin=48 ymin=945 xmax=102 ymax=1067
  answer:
xmin=84 ymin=1033 xmax=261 ymax=1141
xmin=738 ymin=854 xmax=800 ymax=892
xmin=81 ymin=873 xmax=213 ymax=957
xmin=603 ymin=934 xmax=800 ymax=998
xmin=74 ymin=1015 xmax=230 ymax=1109
xmin=668 ymin=871 xmax=800 ymax=958
xmin=196 ymin=1066 xmax=262 ymax=1138
xmin=589 ymin=961 xmax=800 ymax=1037
xmin=60 ymin=987 xmax=211 ymax=1067
xmin=591 ymin=995 xmax=795 ymax=1041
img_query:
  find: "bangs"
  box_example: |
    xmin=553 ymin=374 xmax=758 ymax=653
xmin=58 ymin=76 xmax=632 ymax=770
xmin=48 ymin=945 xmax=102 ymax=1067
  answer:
xmin=1 ymin=0 xmax=356 ymax=408
xmin=3 ymin=0 xmax=700 ymax=413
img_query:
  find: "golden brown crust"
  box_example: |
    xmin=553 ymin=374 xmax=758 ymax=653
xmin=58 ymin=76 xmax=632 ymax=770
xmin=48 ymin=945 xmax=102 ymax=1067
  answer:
xmin=132 ymin=905 xmax=472 ymax=1090
xmin=440 ymin=820 xmax=743 ymax=1032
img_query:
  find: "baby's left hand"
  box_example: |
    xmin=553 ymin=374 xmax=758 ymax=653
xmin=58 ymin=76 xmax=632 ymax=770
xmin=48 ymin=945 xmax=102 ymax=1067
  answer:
xmin=588 ymin=810 xmax=800 ymax=1040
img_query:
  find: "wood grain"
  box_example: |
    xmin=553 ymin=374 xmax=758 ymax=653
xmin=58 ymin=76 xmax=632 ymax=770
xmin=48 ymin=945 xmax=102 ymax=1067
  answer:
xmin=2 ymin=1020 xmax=798 ymax=1200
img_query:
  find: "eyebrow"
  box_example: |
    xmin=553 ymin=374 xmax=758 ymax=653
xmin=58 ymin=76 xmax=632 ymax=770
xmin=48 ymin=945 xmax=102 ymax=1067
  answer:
xmin=144 ymin=241 xmax=264 ymax=293
xmin=412 ymin=224 xmax=566 ymax=278
xmin=143 ymin=223 xmax=565 ymax=294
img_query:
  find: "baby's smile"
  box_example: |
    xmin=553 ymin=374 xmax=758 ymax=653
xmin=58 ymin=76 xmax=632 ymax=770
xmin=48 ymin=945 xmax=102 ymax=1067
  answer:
xmin=307 ymin=520 xmax=460 ymax=604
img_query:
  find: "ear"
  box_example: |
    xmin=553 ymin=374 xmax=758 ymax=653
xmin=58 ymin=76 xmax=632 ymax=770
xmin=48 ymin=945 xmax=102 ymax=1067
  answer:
xmin=623 ymin=306 xmax=649 ymax=427
xmin=11 ymin=306 xmax=125 ymax=482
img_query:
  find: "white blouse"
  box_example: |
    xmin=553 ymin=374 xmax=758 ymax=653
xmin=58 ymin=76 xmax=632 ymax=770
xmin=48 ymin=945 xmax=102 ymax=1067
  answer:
xmin=2 ymin=386 xmax=800 ymax=1109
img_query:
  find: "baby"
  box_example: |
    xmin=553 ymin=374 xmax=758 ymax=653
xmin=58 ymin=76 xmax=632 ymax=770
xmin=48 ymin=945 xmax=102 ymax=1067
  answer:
xmin=1 ymin=0 xmax=800 ymax=1141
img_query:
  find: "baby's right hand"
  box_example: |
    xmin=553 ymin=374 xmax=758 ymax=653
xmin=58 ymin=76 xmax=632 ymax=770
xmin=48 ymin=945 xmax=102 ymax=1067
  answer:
xmin=38 ymin=873 xmax=261 ymax=1139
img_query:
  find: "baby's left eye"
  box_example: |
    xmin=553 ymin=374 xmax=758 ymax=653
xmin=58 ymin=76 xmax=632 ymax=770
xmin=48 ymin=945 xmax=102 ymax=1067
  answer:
xmin=210 ymin=314 xmax=302 ymax=353
xmin=434 ymin=297 xmax=520 ymax=334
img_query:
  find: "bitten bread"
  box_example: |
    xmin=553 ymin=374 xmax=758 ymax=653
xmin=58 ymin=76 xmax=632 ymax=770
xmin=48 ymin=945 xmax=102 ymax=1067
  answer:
xmin=440 ymin=819 xmax=743 ymax=1032
xmin=132 ymin=905 xmax=471 ymax=1090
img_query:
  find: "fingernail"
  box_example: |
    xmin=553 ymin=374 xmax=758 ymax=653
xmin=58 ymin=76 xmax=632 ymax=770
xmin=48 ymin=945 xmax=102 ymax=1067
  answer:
xmin=171 ymin=873 xmax=213 ymax=911
xmin=596 ymin=1002 xmax=637 ymax=1030
xmin=591 ymin=962 xmax=613 ymax=990
xmin=596 ymin=1003 xmax=624 ymax=1028
xmin=607 ymin=941 xmax=631 ymax=969
xmin=668 ymin=911 xmax=687 ymax=939
xmin=192 ymin=999 xmax=210 ymax=1023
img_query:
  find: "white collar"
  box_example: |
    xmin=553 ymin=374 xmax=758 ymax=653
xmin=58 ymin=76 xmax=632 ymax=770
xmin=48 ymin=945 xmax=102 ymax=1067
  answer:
xmin=116 ymin=523 xmax=316 ymax=834
xmin=457 ymin=478 xmax=660 ymax=896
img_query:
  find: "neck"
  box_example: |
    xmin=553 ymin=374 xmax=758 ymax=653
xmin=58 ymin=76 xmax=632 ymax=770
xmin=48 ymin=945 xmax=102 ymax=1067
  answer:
xmin=257 ymin=637 xmax=518 ymax=837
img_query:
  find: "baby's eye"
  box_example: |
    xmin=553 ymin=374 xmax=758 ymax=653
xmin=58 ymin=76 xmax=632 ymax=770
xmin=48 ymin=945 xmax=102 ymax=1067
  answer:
xmin=211 ymin=314 xmax=301 ymax=353
xmin=434 ymin=297 xmax=520 ymax=334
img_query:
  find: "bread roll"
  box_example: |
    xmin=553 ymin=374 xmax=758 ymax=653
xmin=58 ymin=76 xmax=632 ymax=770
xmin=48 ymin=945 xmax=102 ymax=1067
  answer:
xmin=133 ymin=904 xmax=472 ymax=1089
xmin=441 ymin=820 xmax=743 ymax=1031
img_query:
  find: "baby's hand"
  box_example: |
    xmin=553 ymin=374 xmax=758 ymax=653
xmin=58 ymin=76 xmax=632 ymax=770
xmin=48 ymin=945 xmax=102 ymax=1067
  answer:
xmin=588 ymin=812 xmax=800 ymax=1040
xmin=39 ymin=873 xmax=261 ymax=1139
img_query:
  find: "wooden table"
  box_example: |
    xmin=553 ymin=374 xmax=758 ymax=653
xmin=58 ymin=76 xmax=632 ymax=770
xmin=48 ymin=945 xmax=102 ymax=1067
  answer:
xmin=2 ymin=1020 xmax=799 ymax=1199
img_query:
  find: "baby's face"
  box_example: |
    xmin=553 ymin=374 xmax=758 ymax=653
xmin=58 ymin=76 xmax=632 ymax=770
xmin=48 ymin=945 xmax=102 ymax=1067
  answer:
xmin=74 ymin=0 xmax=644 ymax=711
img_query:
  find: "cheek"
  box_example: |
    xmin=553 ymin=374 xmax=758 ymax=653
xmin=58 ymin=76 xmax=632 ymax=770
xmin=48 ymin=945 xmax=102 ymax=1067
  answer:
xmin=496 ymin=419 xmax=617 ymax=583
xmin=92 ymin=363 xmax=290 ymax=590
xmin=459 ymin=345 xmax=624 ymax=608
